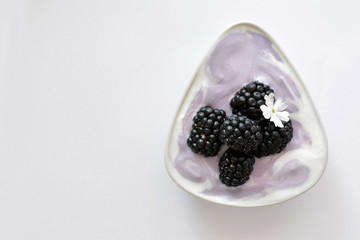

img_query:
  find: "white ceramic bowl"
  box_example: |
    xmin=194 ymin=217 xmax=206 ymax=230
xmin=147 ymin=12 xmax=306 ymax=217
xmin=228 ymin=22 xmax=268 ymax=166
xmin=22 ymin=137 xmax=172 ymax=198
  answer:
xmin=165 ymin=22 xmax=328 ymax=207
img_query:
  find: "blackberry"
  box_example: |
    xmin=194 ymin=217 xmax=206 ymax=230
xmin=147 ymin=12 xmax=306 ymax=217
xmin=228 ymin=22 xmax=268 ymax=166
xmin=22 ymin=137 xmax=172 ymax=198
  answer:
xmin=230 ymin=81 xmax=274 ymax=120
xmin=187 ymin=106 xmax=226 ymax=157
xmin=219 ymin=114 xmax=263 ymax=153
xmin=219 ymin=148 xmax=255 ymax=187
xmin=253 ymin=120 xmax=293 ymax=157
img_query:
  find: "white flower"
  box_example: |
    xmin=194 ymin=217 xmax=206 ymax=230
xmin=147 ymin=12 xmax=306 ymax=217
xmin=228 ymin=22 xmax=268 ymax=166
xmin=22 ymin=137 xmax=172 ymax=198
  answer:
xmin=260 ymin=93 xmax=289 ymax=128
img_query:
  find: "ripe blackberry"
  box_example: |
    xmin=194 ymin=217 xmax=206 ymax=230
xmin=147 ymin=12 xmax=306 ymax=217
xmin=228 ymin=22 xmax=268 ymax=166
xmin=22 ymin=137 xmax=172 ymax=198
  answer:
xmin=219 ymin=114 xmax=263 ymax=153
xmin=230 ymin=81 xmax=274 ymax=120
xmin=253 ymin=120 xmax=293 ymax=157
xmin=187 ymin=106 xmax=226 ymax=157
xmin=219 ymin=148 xmax=255 ymax=187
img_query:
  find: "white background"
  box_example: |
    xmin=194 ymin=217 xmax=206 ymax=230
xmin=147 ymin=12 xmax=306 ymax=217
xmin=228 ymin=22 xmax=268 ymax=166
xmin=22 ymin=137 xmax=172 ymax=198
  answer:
xmin=0 ymin=0 xmax=359 ymax=239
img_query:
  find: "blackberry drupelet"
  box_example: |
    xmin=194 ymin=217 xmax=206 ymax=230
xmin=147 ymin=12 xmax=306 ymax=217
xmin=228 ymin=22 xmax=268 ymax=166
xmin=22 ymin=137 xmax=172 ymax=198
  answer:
xmin=219 ymin=148 xmax=255 ymax=187
xmin=230 ymin=81 xmax=274 ymax=120
xmin=219 ymin=114 xmax=263 ymax=153
xmin=253 ymin=120 xmax=293 ymax=157
xmin=187 ymin=106 xmax=226 ymax=157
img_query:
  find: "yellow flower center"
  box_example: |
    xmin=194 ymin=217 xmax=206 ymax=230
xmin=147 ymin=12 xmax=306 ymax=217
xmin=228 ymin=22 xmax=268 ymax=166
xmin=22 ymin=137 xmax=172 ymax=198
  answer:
xmin=272 ymin=108 xmax=275 ymax=114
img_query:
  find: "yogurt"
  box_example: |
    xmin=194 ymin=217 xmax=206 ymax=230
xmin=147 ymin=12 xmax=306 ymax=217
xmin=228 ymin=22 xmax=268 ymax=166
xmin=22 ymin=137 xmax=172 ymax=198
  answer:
xmin=165 ymin=23 xmax=328 ymax=207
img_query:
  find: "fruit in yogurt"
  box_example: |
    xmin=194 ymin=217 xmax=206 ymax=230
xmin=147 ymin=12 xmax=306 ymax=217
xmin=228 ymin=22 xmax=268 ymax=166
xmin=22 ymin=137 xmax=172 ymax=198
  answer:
xmin=253 ymin=120 xmax=293 ymax=157
xmin=219 ymin=114 xmax=263 ymax=153
xmin=166 ymin=24 xmax=327 ymax=205
xmin=219 ymin=148 xmax=255 ymax=187
xmin=230 ymin=81 xmax=274 ymax=120
xmin=186 ymin=80 xmax=294 ymax=187
xmin=186 ymin=106 xmax=226 ymax=157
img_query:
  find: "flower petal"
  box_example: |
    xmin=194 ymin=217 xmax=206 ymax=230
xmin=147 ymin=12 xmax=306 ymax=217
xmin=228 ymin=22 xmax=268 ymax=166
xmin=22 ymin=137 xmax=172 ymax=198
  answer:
xmin=260 ymin=105 xmax=272 ymax=119
xmin=273 ymin=99 xmax=287 ymax=112
xmin=270 ymin=115 xmax=284 ymax=128
xmin=264 ymin=93 xmax=275 ymax=108
xmin=276 ymin=111 xmax=290 ymax=122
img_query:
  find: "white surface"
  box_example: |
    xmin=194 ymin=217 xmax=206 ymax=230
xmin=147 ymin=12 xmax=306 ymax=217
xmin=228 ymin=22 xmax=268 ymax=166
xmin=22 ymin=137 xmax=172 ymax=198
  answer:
xmin=0 ymin=0 xmax=359 ymax=239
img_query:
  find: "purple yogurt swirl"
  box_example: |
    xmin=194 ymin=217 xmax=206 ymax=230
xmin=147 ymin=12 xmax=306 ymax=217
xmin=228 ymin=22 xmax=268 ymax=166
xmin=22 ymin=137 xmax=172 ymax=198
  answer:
xmin=173 ymin=30 xmax=311 ymax=200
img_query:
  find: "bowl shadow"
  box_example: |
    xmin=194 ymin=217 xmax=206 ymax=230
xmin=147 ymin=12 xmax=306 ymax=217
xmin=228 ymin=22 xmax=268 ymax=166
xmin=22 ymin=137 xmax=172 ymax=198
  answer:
xmin=187 ymin=162 xmax=345 ymax=240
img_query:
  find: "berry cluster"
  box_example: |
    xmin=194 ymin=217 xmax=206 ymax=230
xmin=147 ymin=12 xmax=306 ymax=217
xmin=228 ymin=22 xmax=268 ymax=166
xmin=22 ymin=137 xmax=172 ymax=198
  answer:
xmin=187 ymin=106 xmax=226 ymax=157
xmin=230 ymin=81 xmax=274 ymax=120
xmin=219 ymin=148 xmax=255 ymax=187
xmin=187 ymin=81 xmax=294 ymax=187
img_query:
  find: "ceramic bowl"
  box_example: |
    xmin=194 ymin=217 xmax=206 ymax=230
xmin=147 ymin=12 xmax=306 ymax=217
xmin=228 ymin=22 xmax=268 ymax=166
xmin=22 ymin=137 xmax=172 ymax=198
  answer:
xmin=165 ymin=22 xmax=328 ymax=207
